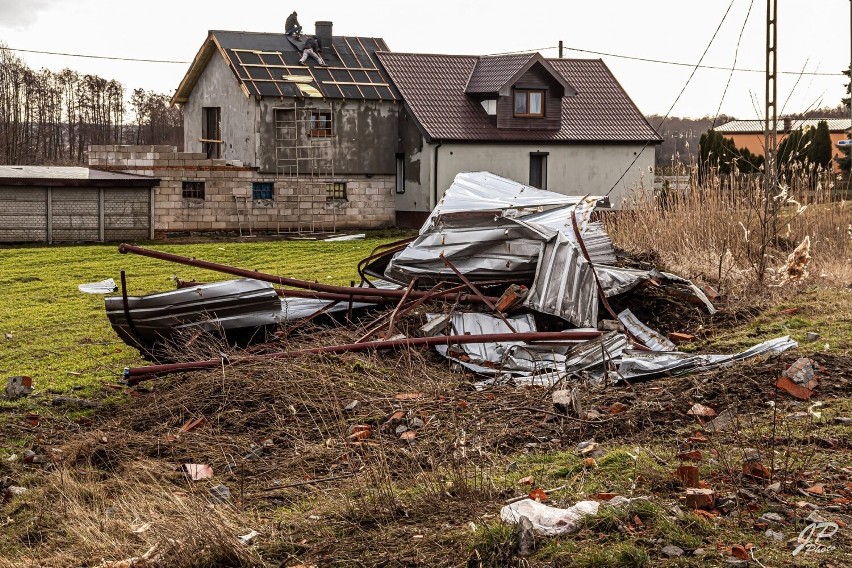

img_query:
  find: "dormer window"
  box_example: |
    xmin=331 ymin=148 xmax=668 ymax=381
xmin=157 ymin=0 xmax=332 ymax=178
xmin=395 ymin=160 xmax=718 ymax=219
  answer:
xmin=514 ymin=89 xmax=544 ymax=117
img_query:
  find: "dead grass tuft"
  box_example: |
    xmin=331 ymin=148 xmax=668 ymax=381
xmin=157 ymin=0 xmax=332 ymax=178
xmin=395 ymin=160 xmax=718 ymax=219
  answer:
xmin=607 ymin=168 xmax=852 ymax=299
xmin=4 ymin=464 xmax=262 ymax=567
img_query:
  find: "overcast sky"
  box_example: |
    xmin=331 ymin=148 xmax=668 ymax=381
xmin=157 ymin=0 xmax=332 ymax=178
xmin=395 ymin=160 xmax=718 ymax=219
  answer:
xmin=0 ymin=0 xmax=848 ymax=120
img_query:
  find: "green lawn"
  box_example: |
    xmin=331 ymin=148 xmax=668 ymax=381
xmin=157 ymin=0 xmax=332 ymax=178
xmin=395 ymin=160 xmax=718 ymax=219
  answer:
xmin=0 ymin=235 xmax=403 ymax=395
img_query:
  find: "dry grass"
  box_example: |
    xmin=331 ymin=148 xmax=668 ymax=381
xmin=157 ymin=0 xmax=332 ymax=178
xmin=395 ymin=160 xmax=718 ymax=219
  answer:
xmin=3 ymin=333 xmax=851 ymax=566
xmin=2 ymin=464 xmax=261 ymax=567
xmin=607 ymin=166 xmax=852 ymax=298
xmin=3 ymin=180 xmax=852 ymax=566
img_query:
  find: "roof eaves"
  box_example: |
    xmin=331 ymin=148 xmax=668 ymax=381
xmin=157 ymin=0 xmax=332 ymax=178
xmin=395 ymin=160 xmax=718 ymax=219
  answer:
xmin=171 ymin=32 xmax=254 ymax=106
xmin=171 ymin=32 xmax=218 ymax=106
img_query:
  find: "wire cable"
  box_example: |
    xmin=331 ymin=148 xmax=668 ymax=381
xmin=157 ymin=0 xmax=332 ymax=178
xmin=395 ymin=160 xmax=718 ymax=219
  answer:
xmin=562 ymin=45 xmax=842 ymax=76
xmin=5 ymin=47 xmax=189 ymax=64
xmin=606 ymin=0 xmax=739 ymax=197
xmin=713 ymin=0 xmax=755 ymax=129
xmin=6 ymin=43 xmax=843 ymax=76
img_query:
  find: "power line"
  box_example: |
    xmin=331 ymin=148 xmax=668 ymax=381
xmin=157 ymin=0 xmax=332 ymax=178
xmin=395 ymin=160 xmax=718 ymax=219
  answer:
xmin=7 ymin=43 xmax=844 ymax=77
xmin=561 ymin=45 xmax=843 ymax=77
xmin=5 ymin=47 xmax=189 ymax=64
xmin=607 ymin=0 xmax=739 ymax=197
xmin=510 ymin=45 xmax=843 ymax=77
xmin=713 ymin=0 xmax=756 ymax=129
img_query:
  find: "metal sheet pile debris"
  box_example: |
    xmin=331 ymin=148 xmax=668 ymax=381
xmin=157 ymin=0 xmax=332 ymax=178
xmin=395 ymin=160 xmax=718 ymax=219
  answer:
xmin=107 ymin=171 xmax=797 ymax=383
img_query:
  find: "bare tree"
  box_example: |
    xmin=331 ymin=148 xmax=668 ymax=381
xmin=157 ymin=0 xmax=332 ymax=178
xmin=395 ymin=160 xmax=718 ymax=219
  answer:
xmin=0 ymin=43 xmax=183 ymax=165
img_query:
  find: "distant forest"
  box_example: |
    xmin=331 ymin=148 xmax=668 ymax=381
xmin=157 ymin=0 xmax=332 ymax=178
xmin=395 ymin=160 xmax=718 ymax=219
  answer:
xmin=649 ymin=106 xmax=850 ymax=170
xmin=0 ymin=44 xmax=183 ymax=165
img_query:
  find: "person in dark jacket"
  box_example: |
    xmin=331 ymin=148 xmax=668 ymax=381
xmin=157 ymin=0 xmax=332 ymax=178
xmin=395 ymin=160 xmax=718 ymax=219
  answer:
xmin=299 ymin=36 xmax=326 ymax=66
xmin=285 ymin=11 xmax=302 ymax=36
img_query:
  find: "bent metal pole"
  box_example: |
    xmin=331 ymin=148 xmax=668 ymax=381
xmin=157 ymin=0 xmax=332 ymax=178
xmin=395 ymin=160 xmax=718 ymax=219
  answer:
xmin=118 ymin=243 xmax=497 ymax=304
xmin=124 ymin=330 xmax=603 ymax=382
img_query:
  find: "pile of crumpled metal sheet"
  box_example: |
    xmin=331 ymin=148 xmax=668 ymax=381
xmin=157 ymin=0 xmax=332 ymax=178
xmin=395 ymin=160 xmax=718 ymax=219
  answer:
xmin=111 ymin=171 xmax=796 ymax=383
xmin=379 ymin=172 xmax=795 ymax=385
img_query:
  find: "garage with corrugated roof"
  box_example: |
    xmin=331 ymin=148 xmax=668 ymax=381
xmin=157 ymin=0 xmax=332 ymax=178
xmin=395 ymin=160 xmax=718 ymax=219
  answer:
xmin=0 ymin=167 xmax=159 ymax=243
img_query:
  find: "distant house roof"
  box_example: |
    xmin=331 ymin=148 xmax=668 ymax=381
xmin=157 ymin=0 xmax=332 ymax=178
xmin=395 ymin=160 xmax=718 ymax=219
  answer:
xmin=716 ymin=118 xmax=852 ymax=133
xmin=0 ymin=166 xmax=158 ymax=187
xmin=172 ymin=30 xmax=400 ymax=104
xmin=376 ymin=52 xmax=661 ymax=144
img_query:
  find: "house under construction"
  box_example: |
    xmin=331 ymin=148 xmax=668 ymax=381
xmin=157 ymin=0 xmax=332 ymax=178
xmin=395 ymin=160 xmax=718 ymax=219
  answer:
xmin=80 ymin=21 xmax=660 ymax=239
xmin=138 ymin=24 xmax=400 ymax=236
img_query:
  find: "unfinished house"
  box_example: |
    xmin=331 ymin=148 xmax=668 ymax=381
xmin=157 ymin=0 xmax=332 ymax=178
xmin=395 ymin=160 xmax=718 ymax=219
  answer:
xmin=376 ymin=52 xmax=662 ymax=227
xmin=98 ymin=24 xmax=401 ymax=236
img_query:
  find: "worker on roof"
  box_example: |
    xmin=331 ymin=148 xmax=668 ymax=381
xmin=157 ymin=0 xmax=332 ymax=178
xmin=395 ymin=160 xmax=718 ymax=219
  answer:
xmin=299 ymin=36 xmax=326 ymax=67
xmin=285 ymin=11 xmax=302 ymax=36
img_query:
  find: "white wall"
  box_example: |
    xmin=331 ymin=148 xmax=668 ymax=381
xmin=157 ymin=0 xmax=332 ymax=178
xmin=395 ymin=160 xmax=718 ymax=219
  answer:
xmin=436 ymin=143 xmax=656 ymax=207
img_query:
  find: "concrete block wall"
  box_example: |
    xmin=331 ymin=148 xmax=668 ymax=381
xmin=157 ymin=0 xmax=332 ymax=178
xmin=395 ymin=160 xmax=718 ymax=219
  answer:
xmin=89 ymin=145 xmax=395 ymax=236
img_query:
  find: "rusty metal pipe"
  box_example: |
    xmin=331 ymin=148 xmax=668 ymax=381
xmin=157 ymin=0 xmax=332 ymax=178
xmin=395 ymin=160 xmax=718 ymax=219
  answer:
xmin=175 ymin=279 xmax=399 ymax=304
xmin=124 ymin=330 xmax=603 ymax=382
xmin=119 ymin=243 xmax=497 ymax=304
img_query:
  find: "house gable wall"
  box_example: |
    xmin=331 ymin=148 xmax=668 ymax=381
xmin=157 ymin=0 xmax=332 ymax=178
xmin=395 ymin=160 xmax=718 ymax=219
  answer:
xmin=182 ymin=53 xmax=257 ymax=165
xmin=394 ymin=141 xmax=655 ymax=227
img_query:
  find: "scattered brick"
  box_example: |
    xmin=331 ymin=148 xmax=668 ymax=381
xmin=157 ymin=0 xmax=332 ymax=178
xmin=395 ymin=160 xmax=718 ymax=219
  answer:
xmin=775 ymin=376 xmax=815 ymax=400
xmin=676 ymin=465 xmax=700 ymax=488
xmin=667 ymin=332 xmax=694 ymax=343
xmin=685 ymin=488 xmax=715 ymax=509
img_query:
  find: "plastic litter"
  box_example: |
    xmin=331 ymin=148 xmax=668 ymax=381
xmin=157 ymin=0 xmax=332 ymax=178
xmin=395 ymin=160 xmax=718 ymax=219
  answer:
xmin=500 ymin=498 xmax=599 ymax=536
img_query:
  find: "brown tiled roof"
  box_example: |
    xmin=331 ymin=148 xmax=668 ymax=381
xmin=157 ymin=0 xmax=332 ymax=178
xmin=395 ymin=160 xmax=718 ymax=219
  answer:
xmin=465 ymin=53 xmax=534 ymax=95
xmin=377 ymin=52 xmax=661 ymax=144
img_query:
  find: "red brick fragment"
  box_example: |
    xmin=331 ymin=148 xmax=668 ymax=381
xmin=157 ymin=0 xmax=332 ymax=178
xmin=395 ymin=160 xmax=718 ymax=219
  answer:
xmin=667 ymin=332 xmax=694 ymax=343
xmin=730 ymin=544 xmax=749 ymax=560
xmin=742 ymin=460 xmax=771 ymax=480
xmin=687 ymin=403 xmax=716 ymax=417
xmin=676 ymin=465 xmax=700 ymax=488
xmin=685 ymin=488 xmax=715 ymax=509
xmin=775 ymin=376 xmax=816 ymax=400
xmin=528 ymin=487 xmax=549 ymax=502
xmin=677 ymin=450 xmax=703 ymax=461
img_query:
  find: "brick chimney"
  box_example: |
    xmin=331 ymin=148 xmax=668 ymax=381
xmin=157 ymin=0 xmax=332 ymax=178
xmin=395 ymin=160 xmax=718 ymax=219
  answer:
xmin=315 ymin=21 xmax=333 ymax=53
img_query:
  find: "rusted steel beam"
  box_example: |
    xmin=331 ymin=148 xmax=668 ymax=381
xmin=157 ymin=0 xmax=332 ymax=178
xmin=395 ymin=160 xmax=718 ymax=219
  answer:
xmin=568 ymin=211 xmax=650 ymax=352
xmin=439 ymin=253 xmax=517 ymax=333
xmin=281 ymin=300 xmax=341 ymax=337
xmin=124 ymin=330 xmax=603 ymax=383
xmin=383 ymin=279 xmax=417 ymax=340
xmin=119 ymin=243 xmax=497 ymax=305
xmin=354 ymin=282 xmax=466 ymax=344
xmin=119 ymin=270 xmax=153 ymax=357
